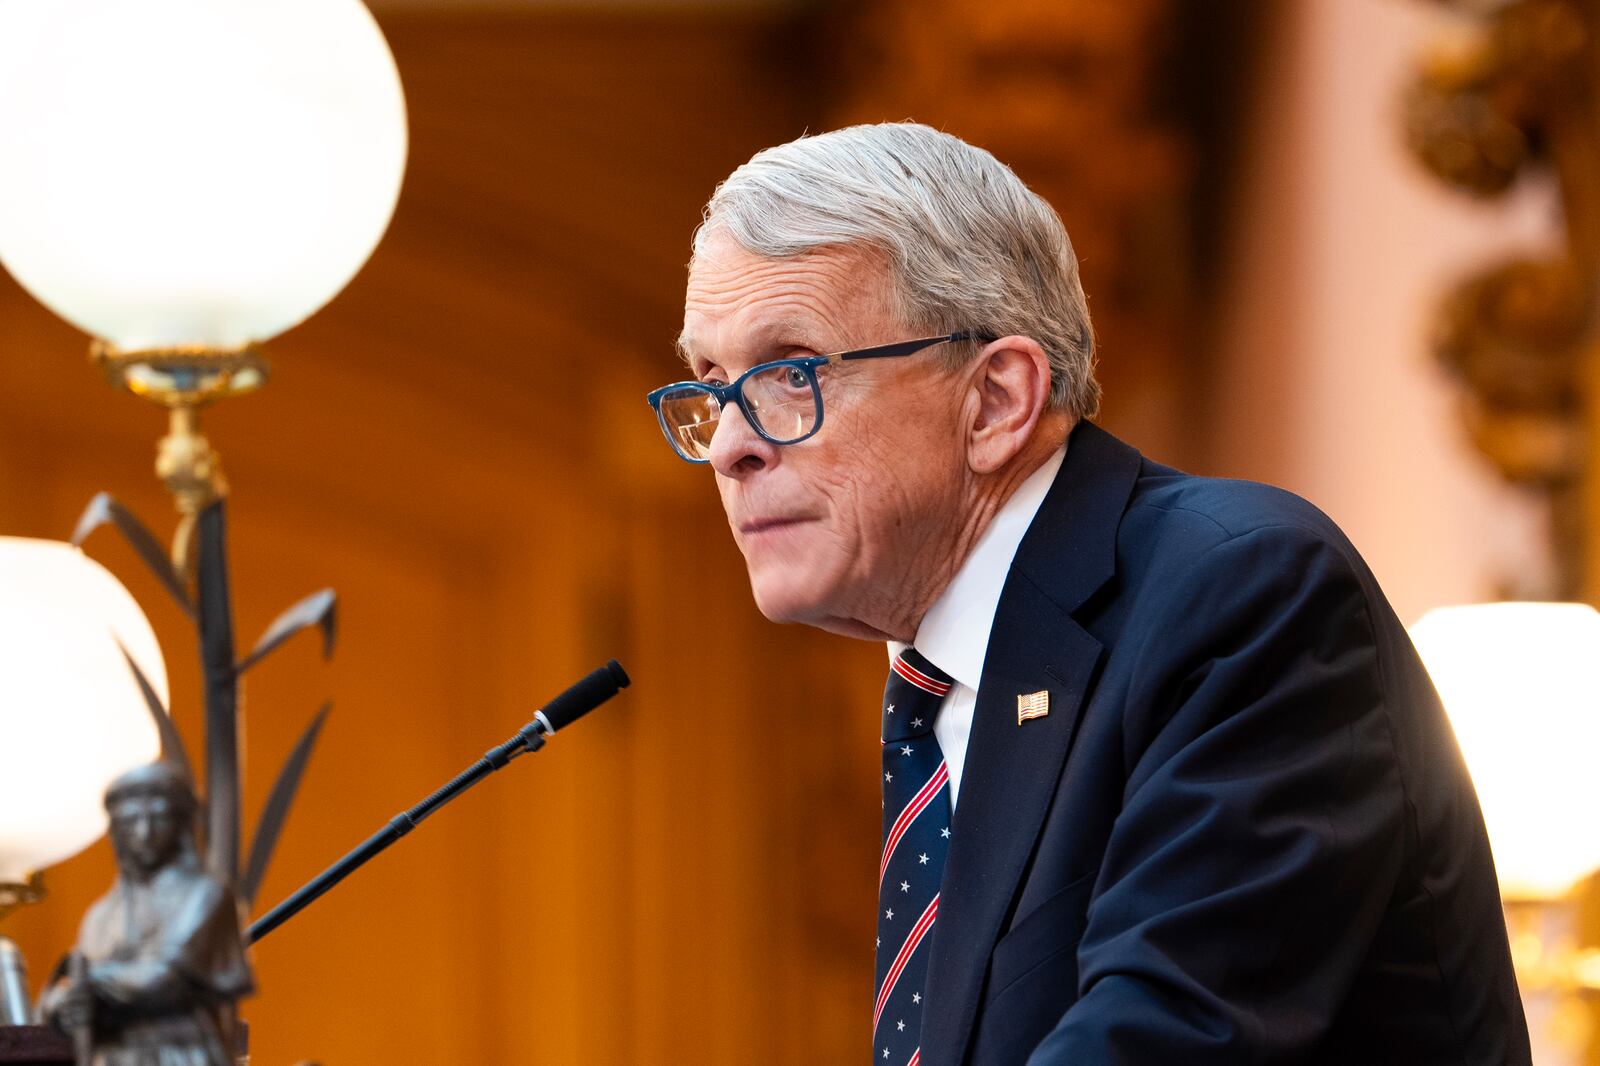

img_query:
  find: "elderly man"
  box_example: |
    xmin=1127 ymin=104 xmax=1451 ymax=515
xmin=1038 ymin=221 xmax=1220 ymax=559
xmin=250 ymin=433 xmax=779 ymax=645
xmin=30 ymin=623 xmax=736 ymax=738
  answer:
xmin=648 ymin=123 xmax=1528 ymax=1065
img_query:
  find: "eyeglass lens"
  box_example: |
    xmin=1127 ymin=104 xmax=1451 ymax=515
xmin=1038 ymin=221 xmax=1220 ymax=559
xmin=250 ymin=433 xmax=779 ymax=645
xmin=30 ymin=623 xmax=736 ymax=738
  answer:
xmin=657 ymin=387 xmax=721 ymax=461
xmin=743 ymin=363 xmax=820 ymax=442
xmin=658 ymin=364 xmax=821 ymax=460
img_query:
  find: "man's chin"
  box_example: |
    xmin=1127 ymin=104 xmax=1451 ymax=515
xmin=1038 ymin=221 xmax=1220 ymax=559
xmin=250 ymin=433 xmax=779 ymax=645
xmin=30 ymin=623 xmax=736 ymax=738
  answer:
xmin=748 ymin=575 xmax=892 ymax=640
xmin=749 ymin=580 xmax=823 ymax=627
xmin=746 ymin=562 xmax=838 ymax=625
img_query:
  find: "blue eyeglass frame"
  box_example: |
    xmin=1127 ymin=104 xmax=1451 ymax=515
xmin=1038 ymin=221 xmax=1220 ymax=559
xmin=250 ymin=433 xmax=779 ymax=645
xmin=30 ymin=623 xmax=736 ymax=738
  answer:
xmin=645 ymin=329 xmax=994 ymax=464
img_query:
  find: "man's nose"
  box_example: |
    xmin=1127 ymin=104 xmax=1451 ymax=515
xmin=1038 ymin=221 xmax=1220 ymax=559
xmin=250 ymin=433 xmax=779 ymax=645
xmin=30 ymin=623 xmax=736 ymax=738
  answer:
xmin=707 ymin=399 xmax=777 ymax=477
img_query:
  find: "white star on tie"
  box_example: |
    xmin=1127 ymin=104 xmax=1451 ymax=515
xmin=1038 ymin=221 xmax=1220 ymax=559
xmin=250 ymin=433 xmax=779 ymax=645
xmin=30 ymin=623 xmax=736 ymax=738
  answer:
xmin=882 ymin=1050 xmax=890 ymax=1060
xmin=918 ymin=852 xmax=930 ymax=864
xmin=912 ymin=992 xmax=922 ymax=1004
xmin=885 ymin=771 xmax=893 ymax=783
xmin=911 ymin=717 xmax=923 ymax=728
xmin=896 ymin=1020 xmax=906 ymax=1032
xmin=886 ymin=908 xmax=894 ymax=920
xmin=875 ymin=936 xmax=880 ymax=948
xmin=940 ymin=827 xmax=951 ymax=839
xmin=887 ymin=704 xmax=896 ymax=715
xmin=900 ymin=880 xmax=910 ymax=893
xmin=901 ymin=745 xmax=913 ymax=756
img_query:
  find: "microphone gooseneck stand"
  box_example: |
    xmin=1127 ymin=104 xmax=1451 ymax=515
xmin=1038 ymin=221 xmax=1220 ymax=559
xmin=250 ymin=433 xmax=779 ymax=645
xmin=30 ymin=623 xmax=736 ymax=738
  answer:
xmin=248 ymin=659 xmax=630 ymax=945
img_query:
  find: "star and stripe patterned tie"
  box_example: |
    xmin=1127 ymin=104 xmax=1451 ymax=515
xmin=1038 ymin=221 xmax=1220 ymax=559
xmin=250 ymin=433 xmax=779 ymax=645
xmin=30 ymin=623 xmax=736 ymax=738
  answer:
xmin=874 ymin=648 xmax=954 ymax=1066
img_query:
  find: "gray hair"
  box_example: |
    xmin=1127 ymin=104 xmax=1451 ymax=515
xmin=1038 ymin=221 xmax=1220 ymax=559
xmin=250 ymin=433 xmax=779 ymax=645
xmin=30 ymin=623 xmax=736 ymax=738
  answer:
xmin=694 ymin=122 xmax=1100 ymax=419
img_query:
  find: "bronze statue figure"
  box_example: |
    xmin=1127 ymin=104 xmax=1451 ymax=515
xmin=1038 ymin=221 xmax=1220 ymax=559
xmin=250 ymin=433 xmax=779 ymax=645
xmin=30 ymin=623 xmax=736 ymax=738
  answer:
xmin=39 ymin=762 xmax=253 ymax=1066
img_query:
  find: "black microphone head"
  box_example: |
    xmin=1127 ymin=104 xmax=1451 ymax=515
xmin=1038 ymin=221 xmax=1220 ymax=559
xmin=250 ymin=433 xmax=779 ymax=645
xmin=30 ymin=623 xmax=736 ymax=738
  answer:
xmin=538 ymin=660 xmax=629 ymax=733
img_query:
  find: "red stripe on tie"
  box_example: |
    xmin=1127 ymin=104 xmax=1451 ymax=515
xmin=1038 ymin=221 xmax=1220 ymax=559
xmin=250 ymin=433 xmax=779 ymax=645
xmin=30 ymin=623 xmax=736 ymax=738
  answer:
xmin=907 ymin=1050 xmax=921 ymax=1066
xmin=874 ymin=894 xmax=939 ymax=1033
xmin=892 ymin=656 xmax=951 ymax=697
xmin=879 ymin=763 xmax=948 ymax=889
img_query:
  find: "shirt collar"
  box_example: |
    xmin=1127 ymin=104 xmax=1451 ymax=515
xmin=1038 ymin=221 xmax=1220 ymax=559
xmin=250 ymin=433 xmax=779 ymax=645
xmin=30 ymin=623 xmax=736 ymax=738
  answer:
xmin=888 ymin=444 xmax=1067 ymax=690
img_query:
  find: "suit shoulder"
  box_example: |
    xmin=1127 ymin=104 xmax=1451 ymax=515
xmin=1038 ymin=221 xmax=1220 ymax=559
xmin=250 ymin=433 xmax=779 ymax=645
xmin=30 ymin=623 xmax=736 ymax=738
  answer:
xmin=1124 ymin=463 xmax=1357 ymax=560
xmin=1101 ymin=464 xmax=1393 ymax=667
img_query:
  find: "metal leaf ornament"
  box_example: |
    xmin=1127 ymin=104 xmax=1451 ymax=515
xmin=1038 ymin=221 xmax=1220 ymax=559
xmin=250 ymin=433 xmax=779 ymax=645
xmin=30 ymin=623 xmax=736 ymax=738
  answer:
xmin=237 ymin=589 xmax=337 ymax=674
xmin=71 ymin=493 xmax=195 ymax=618
xmin=241 ymin=703 xmax=330 ymax=906
xmin=116 ymin=640 xmax=195 ymax=785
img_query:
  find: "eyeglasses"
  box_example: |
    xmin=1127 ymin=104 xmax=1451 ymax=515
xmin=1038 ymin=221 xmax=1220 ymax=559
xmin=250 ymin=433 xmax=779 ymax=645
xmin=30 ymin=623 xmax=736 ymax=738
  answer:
xmin=645 ymin=330 xmax=992 ymax=464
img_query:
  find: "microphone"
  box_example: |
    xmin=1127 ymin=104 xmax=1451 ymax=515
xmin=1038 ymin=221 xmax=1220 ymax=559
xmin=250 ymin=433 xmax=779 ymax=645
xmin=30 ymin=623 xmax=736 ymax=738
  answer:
xmin=248 ymin=660 xmax=630 ymax=945
xmin=534 ymin=658 xmax=630 ymax=734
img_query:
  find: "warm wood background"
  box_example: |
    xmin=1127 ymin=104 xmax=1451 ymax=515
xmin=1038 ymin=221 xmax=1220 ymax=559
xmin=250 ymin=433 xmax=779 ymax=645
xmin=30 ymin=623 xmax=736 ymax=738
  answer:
xmin=0 ymin=7 xmax=1218 ymax=1064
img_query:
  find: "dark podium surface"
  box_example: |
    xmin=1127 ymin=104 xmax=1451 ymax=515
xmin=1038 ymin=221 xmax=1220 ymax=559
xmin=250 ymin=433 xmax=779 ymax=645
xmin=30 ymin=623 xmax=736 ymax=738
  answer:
xmin=0 ymin=1023 xmax=248 ymax=1064
xmin=0 ymin=1027 xmax=71 ymax=1065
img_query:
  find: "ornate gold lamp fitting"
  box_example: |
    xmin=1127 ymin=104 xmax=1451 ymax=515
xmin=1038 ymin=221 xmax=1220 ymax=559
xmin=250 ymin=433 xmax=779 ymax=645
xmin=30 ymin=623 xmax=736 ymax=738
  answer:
xmin=90 ymin=342 xmax=268 ymax=407
xmin=88 ymin=342 xmax=270 ymax=580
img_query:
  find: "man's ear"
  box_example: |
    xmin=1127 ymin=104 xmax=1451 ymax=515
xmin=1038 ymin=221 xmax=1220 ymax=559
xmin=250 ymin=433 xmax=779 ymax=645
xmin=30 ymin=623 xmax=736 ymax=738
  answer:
xmin=965 ymin=335 xmax=1053 ymax=474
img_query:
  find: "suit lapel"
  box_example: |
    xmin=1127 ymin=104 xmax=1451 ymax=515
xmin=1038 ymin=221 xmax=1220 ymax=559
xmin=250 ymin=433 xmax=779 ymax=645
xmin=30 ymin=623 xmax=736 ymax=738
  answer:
xmin=919 ymin=422 xmax=1142 ymax=1066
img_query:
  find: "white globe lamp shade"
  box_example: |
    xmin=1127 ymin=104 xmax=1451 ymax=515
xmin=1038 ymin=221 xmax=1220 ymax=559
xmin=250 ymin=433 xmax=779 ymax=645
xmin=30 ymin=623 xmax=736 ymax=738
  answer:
xmin=0 ymin=538 xmax=168 ymax=886
xmin=0 ymin=0 xmax=408 ymax=351
xmin=1410 ymin=602 xmax=1600 ymax=901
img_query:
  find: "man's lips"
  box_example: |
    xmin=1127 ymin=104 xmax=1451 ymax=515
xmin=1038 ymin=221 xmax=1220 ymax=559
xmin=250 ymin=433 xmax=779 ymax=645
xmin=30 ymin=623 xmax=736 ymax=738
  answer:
xmin=739 ymin=516 xmax=815 ymax=536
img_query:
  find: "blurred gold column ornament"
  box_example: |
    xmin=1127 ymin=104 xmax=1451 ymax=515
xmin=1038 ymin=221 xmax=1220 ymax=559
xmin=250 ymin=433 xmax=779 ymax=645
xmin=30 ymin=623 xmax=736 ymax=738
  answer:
xmin=1403 ymin=0 xmax=1600 ymax=602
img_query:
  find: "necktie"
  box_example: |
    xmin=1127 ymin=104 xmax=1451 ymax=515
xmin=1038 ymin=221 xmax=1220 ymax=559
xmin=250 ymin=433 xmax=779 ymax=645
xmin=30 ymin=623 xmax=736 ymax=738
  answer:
xmin=873 ymin=649 xmax=954 ymax=1066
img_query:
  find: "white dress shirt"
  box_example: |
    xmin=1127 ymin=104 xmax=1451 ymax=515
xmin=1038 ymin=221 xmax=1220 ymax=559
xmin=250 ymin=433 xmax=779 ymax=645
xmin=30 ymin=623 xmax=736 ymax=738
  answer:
xmin=888 ymin=444 xmax=1066 ymax=810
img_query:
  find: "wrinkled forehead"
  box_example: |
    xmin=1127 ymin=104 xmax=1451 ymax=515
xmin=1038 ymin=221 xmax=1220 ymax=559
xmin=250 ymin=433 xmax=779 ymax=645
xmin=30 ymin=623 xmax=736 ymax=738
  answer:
xmin=680 ymin=235 xmax=896 ymax=370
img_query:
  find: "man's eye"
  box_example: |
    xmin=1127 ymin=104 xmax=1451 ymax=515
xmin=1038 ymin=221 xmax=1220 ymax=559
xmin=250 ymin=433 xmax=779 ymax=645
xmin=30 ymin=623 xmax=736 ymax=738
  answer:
xmin=784 ymin=366 xmax=808 ymax=389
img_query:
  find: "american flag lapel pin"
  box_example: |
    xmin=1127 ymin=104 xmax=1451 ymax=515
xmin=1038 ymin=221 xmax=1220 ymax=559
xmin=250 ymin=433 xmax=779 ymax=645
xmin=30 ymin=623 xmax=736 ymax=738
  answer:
xmin=1017 ymin=690 xmax=1050 ymax=724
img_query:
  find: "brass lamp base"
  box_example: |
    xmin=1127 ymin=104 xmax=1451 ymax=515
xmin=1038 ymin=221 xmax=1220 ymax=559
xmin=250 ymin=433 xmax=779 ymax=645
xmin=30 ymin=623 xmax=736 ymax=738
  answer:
xmin=0 ymin=874 xmax=43 ymax=924
xmin=88 ymin=343 xmax=269 ymax=580
xmin=0 ymin=878 xmax=40 ymax=1026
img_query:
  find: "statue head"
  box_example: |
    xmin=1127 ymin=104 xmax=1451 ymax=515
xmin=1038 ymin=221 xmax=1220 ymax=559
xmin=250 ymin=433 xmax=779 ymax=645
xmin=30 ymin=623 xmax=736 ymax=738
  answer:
xmin=104 ymin=762 xmax=197 ymax=881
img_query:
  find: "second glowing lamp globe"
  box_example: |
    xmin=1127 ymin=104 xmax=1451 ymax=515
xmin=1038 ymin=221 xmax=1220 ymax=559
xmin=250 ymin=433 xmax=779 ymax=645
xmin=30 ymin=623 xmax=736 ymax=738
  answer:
xmin=0 ymin=540 xmax=167 ymax=888
xmin=0 ymin=0 xmax=409 ymax=354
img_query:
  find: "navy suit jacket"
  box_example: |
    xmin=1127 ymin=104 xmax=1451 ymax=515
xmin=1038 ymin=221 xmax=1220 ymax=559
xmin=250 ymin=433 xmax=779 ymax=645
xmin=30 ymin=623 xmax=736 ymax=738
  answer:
xmin=920 ymin=422 xmax=1530 ymax=1065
